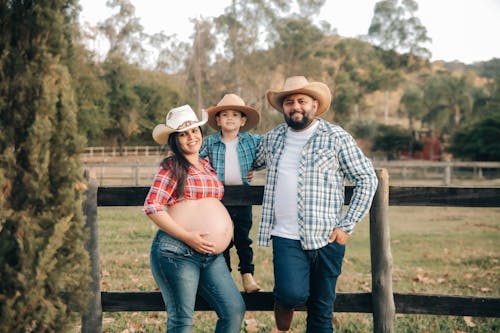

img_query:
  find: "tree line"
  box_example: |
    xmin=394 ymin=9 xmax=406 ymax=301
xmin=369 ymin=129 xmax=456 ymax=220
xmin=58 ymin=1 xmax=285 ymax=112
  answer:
xmin=75 ymin=0 xmax=499 ymax=160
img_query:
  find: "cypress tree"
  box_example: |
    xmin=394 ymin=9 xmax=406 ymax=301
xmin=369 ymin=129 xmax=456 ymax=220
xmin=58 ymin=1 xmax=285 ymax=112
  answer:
xmin=0 ymin=1 xmax=91 ymax=332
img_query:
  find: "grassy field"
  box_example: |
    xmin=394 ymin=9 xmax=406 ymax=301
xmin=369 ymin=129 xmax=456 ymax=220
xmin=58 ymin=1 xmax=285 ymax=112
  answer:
xmin=67 ymin=200 xmax=500 ymax=333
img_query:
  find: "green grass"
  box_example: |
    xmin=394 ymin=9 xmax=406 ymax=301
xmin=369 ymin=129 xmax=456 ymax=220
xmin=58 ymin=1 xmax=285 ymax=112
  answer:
xmin=70 ymin=204 xmax=499 ymax=332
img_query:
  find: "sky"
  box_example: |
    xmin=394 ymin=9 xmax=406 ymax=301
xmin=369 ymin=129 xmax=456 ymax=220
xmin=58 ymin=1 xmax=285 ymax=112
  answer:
xmin=79 ymin=0 xmax=500 ymax=64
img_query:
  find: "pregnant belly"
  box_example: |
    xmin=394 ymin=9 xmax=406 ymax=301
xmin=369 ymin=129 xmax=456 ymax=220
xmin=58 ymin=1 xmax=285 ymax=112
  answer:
xmin=168 ymin=198 xmax=233 ymax=253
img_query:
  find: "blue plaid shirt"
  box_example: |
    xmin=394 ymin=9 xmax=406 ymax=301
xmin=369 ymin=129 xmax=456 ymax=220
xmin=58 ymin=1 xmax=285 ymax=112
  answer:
xmin=200 ymin=132 xmax=262 ymax=185
xmin=253 ymin=119 xmax=378 ymax=250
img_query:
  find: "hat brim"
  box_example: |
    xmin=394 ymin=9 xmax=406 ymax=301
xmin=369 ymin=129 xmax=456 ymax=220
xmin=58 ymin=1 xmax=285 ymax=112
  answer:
xmin=152 ymin=111 xmax=208 ymax=144
xmin=206 ymin=105 xmax=260 ymax=131
xmin=266 ymin=82 xmax=332 ymax=116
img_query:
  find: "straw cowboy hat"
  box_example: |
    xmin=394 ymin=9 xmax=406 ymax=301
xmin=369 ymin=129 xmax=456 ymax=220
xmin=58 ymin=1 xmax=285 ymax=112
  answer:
xmin=206 ymin=94 xmax=260 ymax=131
xmin=152 ymin=104 xmax=208 ymax=144
xmin=266 ymin=76 xmax=332 ymax=116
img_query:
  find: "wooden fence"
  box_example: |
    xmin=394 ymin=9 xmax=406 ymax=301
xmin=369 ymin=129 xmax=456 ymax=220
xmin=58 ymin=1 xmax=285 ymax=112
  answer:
xmin=83 ymin=146 xmax=161 ymax=157
xmin=82 ymin=160 xmax=500 ymax=186
xmin=81 ymin=170 xmax=500 ymax=333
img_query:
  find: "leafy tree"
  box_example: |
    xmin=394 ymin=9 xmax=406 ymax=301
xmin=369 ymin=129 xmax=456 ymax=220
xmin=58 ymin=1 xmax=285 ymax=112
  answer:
xmin=212 ymin=0 xmax=296 ymax=101
xmin=273 ymin=17 xmax=325 ymax=75
xmin=184 ymin=17 xmax=217 ymax=112
xmin=216 ymin=0 xmax=293 ymax=53
xmin=150 ymin=32 xmax=190 ymax=74
xmin=368 ymin=0 xmax=432 ymax=59
xmin=399 ymin=83 xmax=425 ymax=129
xmin=373 ymin=124 xmax=422 ymax=159
xmin=350 ymin=119 xmax=379 ymax=141
xmin=98 ymin=0 xmax=146 ymax=64
xmin=448 ymin=75 xmax=500 ymax=161
xmin=132 ymin=71 xmax=183 ymax=144
xmin=367 ymin=0 xmax=429 ymax=124
xmin=422 ymin=73 xmax=473 ymax=134
xmin=331 ymin=71 xmax=362 ymax=125
xmin=0 ymin=1 xmax=90 ymax=332
xmin=102 ymin=57 xmax=141 ymax=149
xmin=448 ymin=112 xmax=500 ymax=161
xmin=320 ymin=38 xmax=401 ymax=125
xmin=474 ymin=73 xmax=500 ymax=119
xmin=72 ymin=44 xmax=110 ymax=145
xmin=316 ymin=38 xmax=367 ymax=124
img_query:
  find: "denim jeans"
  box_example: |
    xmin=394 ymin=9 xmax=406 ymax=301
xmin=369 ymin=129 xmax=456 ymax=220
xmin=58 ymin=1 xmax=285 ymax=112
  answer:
xmin=150 ymin=230 xmax=246 ymax=333
xmin=272 ymin=236 xmax=345 ymax=333
xmin=224 ymin=205 xmax=255 ymax=274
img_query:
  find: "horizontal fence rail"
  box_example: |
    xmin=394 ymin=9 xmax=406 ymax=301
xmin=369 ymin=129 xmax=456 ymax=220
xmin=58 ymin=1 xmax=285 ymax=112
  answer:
xmin=96 ymin=185 xmax=500 ymax=207
xmin=100 ymin=291 xmax=500 ymax=317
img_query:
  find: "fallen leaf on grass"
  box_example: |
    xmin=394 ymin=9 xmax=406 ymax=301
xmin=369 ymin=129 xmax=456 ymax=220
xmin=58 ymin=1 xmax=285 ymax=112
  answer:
xmin=412 ymin=274 xmax=436 ymax=285
xmin=463 ymin=316 xmax=476 ymax=327
xmin=245 ymin=318 xmax=266 ymax=332
xmin=359 ymin=281 xmax=371 ymax=292
xmin=437 ymin=277 xmax=446 ymax=284
xmin=144 ymin=314 xmax=164 ymax=325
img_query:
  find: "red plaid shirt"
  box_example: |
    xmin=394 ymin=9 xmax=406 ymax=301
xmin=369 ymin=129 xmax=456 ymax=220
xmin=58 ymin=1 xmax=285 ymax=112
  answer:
xmin=144 ymin=158 xmax=224 ymax=215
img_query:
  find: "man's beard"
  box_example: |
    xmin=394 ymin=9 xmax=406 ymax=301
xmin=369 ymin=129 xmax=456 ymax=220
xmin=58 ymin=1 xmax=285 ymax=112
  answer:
xmin=284 ymin=111 xmax=314 ymax=130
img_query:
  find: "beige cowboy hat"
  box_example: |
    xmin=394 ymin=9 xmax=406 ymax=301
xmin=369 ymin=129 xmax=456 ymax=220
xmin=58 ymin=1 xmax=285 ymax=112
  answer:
xmin=152 ymin=104 xmax=208 ymax=144
xmin=206 ymin=93 xmax=260 ymax=131
xmin=266 ymin=76 xmax=332 ymax=116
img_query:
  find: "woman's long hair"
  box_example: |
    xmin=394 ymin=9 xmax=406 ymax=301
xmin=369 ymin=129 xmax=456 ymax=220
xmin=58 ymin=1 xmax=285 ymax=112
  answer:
xmin=160 ymin=127 xmax=202 ymax=197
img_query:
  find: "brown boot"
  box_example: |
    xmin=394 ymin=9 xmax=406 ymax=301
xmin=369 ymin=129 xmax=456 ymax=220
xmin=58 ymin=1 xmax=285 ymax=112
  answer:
xmin=274 ymin=301 xmax=294 ymax=331
xmin=242 ymin=273 xmax=261 ymax=293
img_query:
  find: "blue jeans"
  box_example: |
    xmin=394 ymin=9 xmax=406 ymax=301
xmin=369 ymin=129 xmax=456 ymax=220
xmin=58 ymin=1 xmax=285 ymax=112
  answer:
xmin=272 ymin=236 xmax=345 ymax=333
xmin=150 ymin=230 xmax=246 ymax=333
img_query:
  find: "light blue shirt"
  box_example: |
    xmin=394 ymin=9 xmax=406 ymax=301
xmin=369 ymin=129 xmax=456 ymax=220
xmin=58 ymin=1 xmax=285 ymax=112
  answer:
xmin=200 ymin=132 xmax=261 ymax=185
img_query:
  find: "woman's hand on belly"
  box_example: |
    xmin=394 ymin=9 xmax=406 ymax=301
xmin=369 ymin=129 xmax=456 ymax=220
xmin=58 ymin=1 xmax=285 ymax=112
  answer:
xmin=184 ymin=230 xmax=216 ymax=254
xmin=167 ymin=198 xmax=233 ymax=253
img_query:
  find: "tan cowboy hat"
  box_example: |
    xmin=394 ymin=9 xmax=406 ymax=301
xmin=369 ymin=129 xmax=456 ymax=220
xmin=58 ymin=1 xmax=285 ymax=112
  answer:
xmin=266 ymin=76 xmax=332 ymax=116
xmin=206 ymin=93 xmax=260 ymax=131
xmin=152 ymin=104 xmax=208 ymax=144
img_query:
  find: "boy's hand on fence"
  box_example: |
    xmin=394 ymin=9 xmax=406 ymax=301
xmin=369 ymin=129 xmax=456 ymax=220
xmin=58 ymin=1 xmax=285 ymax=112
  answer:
xmin=247 ymin=169 xmax=254 ymax=182
xmin=328 ymin=228 xmax=349 ymax=245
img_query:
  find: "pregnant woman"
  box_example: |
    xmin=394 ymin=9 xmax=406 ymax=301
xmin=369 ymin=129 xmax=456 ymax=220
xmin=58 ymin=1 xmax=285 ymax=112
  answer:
xmin=144 ymin=105 xmax=245 ymax=333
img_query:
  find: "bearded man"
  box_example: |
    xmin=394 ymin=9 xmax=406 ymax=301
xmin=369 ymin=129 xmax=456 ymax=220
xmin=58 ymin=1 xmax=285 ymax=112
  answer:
xmin=253 ymin=76 xmax=378 ymax=333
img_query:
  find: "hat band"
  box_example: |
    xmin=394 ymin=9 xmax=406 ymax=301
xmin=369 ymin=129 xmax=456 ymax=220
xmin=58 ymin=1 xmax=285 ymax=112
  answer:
xmin=176 ymin=120 xmax=197 ymax=130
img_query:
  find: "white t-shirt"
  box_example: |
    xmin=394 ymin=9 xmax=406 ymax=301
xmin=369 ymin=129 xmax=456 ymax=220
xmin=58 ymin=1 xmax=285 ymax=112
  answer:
xmin=223 ymin=138 xmax=243 ymax=185
xmin=272 ymin=121 xmax=319 ymax=239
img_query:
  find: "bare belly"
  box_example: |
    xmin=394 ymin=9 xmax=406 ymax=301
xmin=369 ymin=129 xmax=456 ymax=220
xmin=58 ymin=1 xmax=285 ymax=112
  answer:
xmin=168 ymin=198 xmax=233 ymax=253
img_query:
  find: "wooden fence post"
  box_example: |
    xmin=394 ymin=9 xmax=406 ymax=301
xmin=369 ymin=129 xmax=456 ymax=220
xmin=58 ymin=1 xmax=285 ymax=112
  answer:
xmin=81 ymin=176 xmax=102 ymax=333
xmin=444 ymin=164 xmax=451 ymax=185
xmin=369 ymin=169 xmax=395 ymax=333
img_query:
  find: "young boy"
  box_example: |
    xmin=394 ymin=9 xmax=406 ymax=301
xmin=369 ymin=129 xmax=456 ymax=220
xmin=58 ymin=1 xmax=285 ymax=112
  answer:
xmin=200 ymin=93 xmax=262 ymax=293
